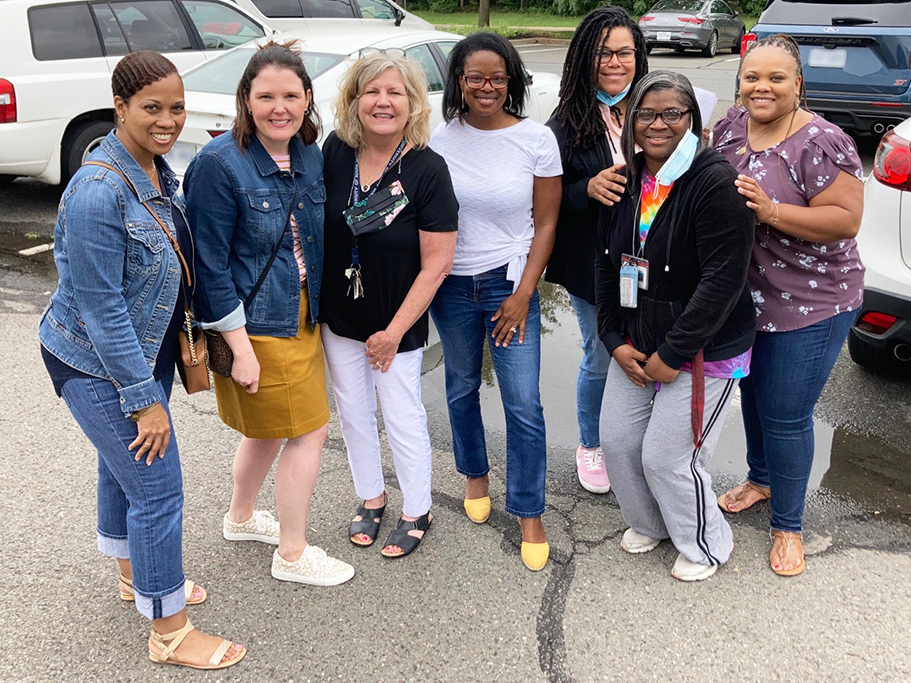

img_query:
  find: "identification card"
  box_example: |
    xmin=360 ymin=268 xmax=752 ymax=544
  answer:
xmin=622 ymin=254 xmax=649 ymax=291
xmin=619 ymin=259 xmax=638 ymax=309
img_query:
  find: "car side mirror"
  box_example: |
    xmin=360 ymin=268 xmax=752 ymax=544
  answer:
xmin=393 ymin=6 xmax=404 ymax=26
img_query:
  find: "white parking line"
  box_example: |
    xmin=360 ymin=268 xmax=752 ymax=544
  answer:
xmin=19 ymin=242 xmax=54 ymax=256
xmin=724 ymin=57 xmax=740 ymax=62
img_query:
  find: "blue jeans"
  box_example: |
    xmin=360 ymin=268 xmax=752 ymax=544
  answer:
xmin=569 ymin=294 xmax=610 ymax=449
xmin=430 ymin=266 xmax=546 ymax=517
xmin=61 ymin=377 xmax=186 ymax=620
xmin=740 ymin=311 xmax=854 ymax=533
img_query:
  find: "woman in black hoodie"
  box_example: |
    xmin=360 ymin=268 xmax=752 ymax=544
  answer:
xmin=594 ymin=70 xmax=756 ymax=582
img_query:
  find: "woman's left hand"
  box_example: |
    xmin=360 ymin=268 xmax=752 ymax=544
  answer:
xmin=491 ymin=292 xmax=531 ymax=347
xmin=644 ymin=353 xmax=679 ymax=384
xmin=734 ymin=174 xmax=776 ymax=224
xmin=366 ymin=329 xmax=402 ymax=373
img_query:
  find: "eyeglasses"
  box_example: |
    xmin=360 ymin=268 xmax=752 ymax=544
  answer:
xmin=633 ymin=108 xmax=692 ymax=125
xmin=358 ymin=47 xmax=407 ymax=60
xmin=595 ymin=48 xmax=636 ymax=65
xmin=461 ymin=74 xmax=510 ymax=89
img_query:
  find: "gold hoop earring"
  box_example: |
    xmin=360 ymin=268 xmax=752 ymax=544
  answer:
xmin=505 ymin=93 xmax=514 ymax=111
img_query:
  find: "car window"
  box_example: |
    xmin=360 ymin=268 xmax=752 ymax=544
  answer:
xmin=91 ymin=4 xmax=129 ymax=55
xmin=356 ymin=0 xmax=394 ymax=19
xmin=248 ymin=0 xmax=303 ymax=18
xmin=29 ymin=4 xmax=104 ymax=61
xmin=406 ymin=43 xmax=444 ymax=92
xmin=437 ymin=41 xmax=457 ymax=61
xmin=717 ymin=0 xmax=734 ymax=13
xmin=760 ymin=0 xmax=911 ymax=26
xmin=710 ymin=1 xmax=728 ymax=13
xmin=107 ymin=0 xmax=193 ymax=52
xmin=182 ymin=0 xmax=264 ymax=49
xmin=302 ymin=0 xmax=355 ymax=18
xmin=651 ymin=0 xmax=704 ymax=12
xmin=182 ymin=48 xmax=344 ymax=94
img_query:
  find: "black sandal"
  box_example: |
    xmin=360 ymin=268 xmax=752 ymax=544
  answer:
xmin=349 ymin=501 xmax=386 ymax=547
xmin=380 ymin=511 xmax=432 ymax=558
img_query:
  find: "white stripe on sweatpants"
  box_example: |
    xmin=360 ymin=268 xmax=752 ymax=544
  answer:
xmin=600 ymin=359 xmax=736 ymax=566
xmin=321 ymin=324 xmax=432 ymax=517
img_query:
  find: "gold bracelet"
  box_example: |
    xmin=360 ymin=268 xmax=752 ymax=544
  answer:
xmin=129 ymin=403 xmax=160 ymax=422
xmin=771 ymin=203 xmax=780 ymax=226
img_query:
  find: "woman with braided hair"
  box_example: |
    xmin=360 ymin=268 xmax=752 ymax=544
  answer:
xmin=713 ymin=33 xmax=864 ymax=576
xmin=544 ymin=6 xmax=648 ymax=494
xmin=38 ymin=50 xmax=245 ymax=668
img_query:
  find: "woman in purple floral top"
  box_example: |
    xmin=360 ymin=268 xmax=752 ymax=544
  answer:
xmin=713 ymin=34 xmax=864 ymax=577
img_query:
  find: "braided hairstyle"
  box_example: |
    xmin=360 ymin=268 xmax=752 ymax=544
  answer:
xmin=112 ymin=51 xmax=177 ymax=107
xmin=738 ymin=33 xmax=808 ymax=109
xmin=552 ymin=6 xmax=648 ymax=158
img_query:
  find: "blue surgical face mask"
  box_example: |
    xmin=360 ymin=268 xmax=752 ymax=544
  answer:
xmin=596 ymin=81 xmax=632 ymax=107
xmin=655 ymin=130 xmax=699 ymax=188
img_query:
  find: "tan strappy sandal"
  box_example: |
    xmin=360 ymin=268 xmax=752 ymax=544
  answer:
xmin=148 ymin=618 xmax=246 ymax=670
xmin=770 ymin=530 xmax=805 ymax=577
xmin=717 ymin=481 xmax=771 ymax=513
xmin=119 ymin=575 xmax=207 ymax=605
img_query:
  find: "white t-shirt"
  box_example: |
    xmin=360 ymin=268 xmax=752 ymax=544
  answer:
xmin=430 ymin=118 xmax=562 ymax=286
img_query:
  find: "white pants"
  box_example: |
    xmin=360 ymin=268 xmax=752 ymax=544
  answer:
xmin=321 ymin=325 xmax=432 ymax=517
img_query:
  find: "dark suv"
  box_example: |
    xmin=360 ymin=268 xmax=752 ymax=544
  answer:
xmin=744 ymin=0 xmax=911 ymax=135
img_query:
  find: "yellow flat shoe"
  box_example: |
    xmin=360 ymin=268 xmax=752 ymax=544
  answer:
xmin=463 ymin=496 xmax=491 ymax=524
xmin=521 ymin=541 xmax=549 ymax=571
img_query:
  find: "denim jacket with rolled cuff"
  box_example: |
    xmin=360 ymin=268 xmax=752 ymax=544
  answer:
xmin=38 ymin=132 xmax=189 ymax=416
xmin=183 ymin=132 xmax=325 ymax=337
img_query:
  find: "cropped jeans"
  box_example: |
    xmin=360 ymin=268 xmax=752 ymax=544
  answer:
xmin=430 ymin=265 xmax=546 ymax=518
xmin=569 ymin=294 xmax=610 ymax=449
xmin=61 ymin=377 xmax=185 ymax=620
xmin=740 ymin=310 xmax=855 ymax=533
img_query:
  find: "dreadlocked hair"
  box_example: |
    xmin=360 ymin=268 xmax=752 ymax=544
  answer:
xmin=112 ymin=51 xmax=178 ymax=105
xmin=738 ymin=33 xmax=808 ymax=109
xmin=552 ymin=6 xmax=648 ymax=158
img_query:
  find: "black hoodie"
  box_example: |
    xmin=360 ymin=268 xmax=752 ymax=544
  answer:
xmin=594 ymin=147 xmax=756 ymax=369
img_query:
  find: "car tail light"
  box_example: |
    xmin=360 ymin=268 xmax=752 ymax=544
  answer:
xmin=207 ymin=130 xmax=227 ymax=138
xmin=639 ymin=15 xmax=655 ymax=21
xmin=680 ymin=17 xmax=705 ymax=24
xmin=741 ymin=32 xmax=757 ymax=58
xmin=856 ymin=311 xmax=898 ymax=335
xmin=0 ymin=79 xmax=16 ymax=124
xmin=872 ymin=129 xmax=911 ymax=191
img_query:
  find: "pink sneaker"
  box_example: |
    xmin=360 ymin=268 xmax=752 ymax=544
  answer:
xmin=576 ymin=445 xmax=610 ymax=494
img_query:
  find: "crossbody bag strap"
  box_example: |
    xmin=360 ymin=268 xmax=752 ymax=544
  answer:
xmin=244 ymin=185 xmax=295 ymax=310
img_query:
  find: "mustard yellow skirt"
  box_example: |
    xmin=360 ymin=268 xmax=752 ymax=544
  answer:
xmin=213 ymin=294 xmax=330 ymax=439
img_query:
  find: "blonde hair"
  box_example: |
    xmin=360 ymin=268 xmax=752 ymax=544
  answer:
xmin=333 ymin=53 xmax=431 ymax=149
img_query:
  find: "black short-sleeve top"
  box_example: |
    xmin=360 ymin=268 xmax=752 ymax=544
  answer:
xmin=320 ymin=131 xmax=459 ymax=353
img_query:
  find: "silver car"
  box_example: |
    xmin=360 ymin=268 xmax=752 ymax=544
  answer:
xmin=639 ymin=0 xmax=746 ymax=57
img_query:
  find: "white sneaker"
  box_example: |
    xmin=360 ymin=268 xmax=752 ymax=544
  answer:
xmin=620 ymin=528 xmax=661 ymax=554
xmin=223 ymin=510 xmax=280 ymax=545
xmin=271 ymin=546 xmax=355 ymax=586
xmin=672 ymin=553 xmax=718 ymax=582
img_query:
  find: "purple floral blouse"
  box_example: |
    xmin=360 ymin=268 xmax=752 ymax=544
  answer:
xmin=713 ymin=106 xmax=865 ymax=333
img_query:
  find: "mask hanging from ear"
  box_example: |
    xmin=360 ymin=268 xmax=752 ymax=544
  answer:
xmin=655 ymin=130 xmax=699 ymax=189
xmin=596 ymin=82 xmax=632 ymax=107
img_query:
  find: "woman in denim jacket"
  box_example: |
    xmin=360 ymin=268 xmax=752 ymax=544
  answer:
xmin=38 ymin=52 xmax=245 ymax=670
xmin=185 ymin=42 xmax=353 ymax=586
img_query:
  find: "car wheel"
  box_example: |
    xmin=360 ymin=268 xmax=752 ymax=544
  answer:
xmin=701 ymin=31 xmax=718 ymax=57
xmin=732 ymin=28 xmax=745 ymax=54
xmin=63 ymin=120 xmax=114 ymax=184
xmin=848 ymin=331 xmax=905 ymax=374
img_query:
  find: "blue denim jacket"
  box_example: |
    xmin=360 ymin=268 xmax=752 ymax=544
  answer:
xmin=184 ymin=132 xmax=324 ymax=336
xmin=38 ymin=132 xmax=187 ymax=416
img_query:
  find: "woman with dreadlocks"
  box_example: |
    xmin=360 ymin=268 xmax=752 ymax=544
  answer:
xmin=713 ymin=34 xmax=864 ymax=577
xmin=544 ymin=6 xmax=648 ymax=494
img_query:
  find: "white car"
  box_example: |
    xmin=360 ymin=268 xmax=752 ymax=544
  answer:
xmin=166 ymin=28 xmax=562 ymax=177
xmin=849 ymin=115 xmax=911 ymax=373
xmin=0 ymin=0 xmax=273 ymax=186
xmin=227 ymin=0 xmax=433 ymax=31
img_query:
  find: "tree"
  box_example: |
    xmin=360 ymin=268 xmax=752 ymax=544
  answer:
xmin=478 ymin=0 xmax=490 ymax=27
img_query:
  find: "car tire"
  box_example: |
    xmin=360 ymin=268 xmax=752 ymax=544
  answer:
xmin=701 ymin=31 xmax=718 ymax=57
xmin=732 ymin=28 xmax=745 ymax=54
xmin=62 ymin=120 xmax=114 ymax=184
xmin=848 ymin=331 xmax=904 ymax=374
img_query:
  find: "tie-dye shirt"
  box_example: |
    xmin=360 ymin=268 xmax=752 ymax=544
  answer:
xmin=639 ymin=171 xmax=752 ymax=379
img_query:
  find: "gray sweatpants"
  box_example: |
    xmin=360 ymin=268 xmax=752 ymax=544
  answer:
xmin=600 ymin=359 xmax=736 ymax=566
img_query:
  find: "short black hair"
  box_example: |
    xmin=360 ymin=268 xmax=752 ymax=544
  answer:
xmin=442 ymin=32 xmax=527 ymax=122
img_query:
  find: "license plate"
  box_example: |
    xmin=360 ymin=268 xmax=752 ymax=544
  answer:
xmin=658 ymin=31 xmax=671 ymax=41
xmin=808 ymin=47 xmax=847 ymax=68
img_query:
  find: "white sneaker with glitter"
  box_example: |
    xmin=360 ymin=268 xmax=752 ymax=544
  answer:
xmin=271 ymin=546 xmax=355 ymax=586
xmin=223 ymin=510 xmax=280 ymax=545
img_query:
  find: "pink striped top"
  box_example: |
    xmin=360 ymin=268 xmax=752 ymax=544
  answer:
xmin=272 ymin=154 xmax=306 ymax=283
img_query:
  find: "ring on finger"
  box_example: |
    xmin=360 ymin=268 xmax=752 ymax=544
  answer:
xmin=509 ymin=326 xmax=517 ymax=333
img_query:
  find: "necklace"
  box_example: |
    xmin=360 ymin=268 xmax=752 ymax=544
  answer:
xmin=736 ymin=107 xmax=799 ymax=156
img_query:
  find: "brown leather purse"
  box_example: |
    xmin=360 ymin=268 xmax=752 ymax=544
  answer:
xmin=85 ymin=161 xmax=211 ymax=394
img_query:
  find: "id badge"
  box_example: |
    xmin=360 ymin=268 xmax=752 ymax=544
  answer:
xmin=633 ymin=256 xmax=649 ymax=290
xmin=620 ymin=256 xmax=638 ymax=309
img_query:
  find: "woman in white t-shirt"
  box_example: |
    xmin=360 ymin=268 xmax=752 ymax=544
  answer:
xmin=429 ymin=33 xmax=562 ymax=572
